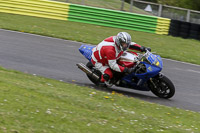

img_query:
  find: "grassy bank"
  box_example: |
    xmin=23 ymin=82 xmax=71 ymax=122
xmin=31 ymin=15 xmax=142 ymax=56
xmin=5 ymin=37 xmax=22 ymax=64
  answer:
xmin=0 ymin=66 xmax=200 ymax=133
xmin=0 ymin=12 xmax=200 ymax=65
xmin=55 ymin=0 xmax=153 ymax=15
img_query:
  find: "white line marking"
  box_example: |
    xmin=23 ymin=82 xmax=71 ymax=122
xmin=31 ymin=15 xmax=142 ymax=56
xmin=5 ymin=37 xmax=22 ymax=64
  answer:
xmin=187 ymin=69 xmax=200 ymax=74
xmin=172 ymin=67 xmax=200 ymax=74
xmin=0 ymin=29 xmax=83 ymax=44
xmin=163 ymin=58 xmax=200 ymax=67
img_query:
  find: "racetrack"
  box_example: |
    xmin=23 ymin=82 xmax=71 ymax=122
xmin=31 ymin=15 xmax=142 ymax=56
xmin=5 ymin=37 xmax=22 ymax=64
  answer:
xmin=0 ymin=29 xmax=200 ymax=112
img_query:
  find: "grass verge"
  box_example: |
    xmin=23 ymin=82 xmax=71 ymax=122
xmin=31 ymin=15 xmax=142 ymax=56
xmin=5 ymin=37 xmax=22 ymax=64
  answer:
xmin=54 ymin=0 xmax=153 ymax=15
xmin=0 ymin=66 xmax=200 ymax=133
xmin=0 ymin=12 xmax=200 ymax=65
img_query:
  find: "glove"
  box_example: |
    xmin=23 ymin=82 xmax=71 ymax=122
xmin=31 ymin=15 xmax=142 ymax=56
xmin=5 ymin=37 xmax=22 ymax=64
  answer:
xmin=124 ymin=67 xmax=136 ymax=74
xmin=145 ymin=47 xmax=151 ymax=52
xmin=141 ymin=46 xmax=151 ymax=52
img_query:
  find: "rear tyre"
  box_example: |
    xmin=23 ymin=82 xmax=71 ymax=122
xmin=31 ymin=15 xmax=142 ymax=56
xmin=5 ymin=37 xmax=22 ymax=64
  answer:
xmin=148 ymin=75 xmax=175 ymax=99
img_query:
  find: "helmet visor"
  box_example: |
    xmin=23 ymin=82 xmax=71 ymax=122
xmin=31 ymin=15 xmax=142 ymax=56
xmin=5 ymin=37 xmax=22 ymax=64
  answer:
xmin=121 ymin=42 xmax=130 ymax=51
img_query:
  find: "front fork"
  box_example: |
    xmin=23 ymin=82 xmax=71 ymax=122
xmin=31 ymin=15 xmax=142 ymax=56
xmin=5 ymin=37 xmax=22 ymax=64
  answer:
xmin=149 ymin=73 xmax=164 ymax=88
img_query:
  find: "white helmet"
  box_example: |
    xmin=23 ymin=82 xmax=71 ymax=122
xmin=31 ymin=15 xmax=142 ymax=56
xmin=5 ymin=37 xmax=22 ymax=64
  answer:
xmin=115 ymin=32 xmax=131 ymax=51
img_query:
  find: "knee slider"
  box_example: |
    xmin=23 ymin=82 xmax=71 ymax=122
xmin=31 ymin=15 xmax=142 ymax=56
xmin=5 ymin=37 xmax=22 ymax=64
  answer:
xmin=103 ymin=74 xmax=110 ymax=81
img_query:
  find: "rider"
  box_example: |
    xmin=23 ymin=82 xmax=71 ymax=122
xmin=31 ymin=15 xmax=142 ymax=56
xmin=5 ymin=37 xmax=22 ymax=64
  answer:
xmin=91 ymin=32 xmax=150 ymax=83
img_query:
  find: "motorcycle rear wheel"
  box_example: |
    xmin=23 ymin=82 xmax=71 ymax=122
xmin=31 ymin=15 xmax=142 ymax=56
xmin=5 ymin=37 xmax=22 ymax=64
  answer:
xmin=148 ymin=75 xmax=175 ymax=99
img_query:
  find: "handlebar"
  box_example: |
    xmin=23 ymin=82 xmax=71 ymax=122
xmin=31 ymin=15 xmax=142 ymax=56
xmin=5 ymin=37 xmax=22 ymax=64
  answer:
xmin=135 ymin=50 xmax=152 ymax=67
xmin=137 ymin=50 xmax=150 ymax=61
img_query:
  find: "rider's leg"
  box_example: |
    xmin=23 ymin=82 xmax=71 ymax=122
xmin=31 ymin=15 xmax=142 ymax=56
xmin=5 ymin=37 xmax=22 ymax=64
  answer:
xmin=92 ymin=61 xmax=113 ymax=82
xmin=101 ymin=68 xmax=113 ymax=82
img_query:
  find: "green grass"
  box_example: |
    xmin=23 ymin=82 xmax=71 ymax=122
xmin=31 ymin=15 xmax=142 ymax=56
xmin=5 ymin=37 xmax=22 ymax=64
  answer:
xmin=0 ymin=12 xmax=200 ymax=65
xmin=0 ymin=66 xmax=200 ymax=133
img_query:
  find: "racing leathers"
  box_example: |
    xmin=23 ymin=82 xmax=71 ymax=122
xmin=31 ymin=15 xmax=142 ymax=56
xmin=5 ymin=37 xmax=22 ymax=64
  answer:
xmin=91 ymin=36 xmax=146 ymax=82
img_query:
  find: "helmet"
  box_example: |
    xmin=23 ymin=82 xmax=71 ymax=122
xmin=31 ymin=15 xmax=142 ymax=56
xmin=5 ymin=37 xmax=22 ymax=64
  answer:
xmin=115 ymin=32 xmax=131 ymax=51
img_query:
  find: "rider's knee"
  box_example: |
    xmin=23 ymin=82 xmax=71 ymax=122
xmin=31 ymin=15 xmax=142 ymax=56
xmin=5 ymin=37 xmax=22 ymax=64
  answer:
xmin=104 ymin=68 xmax=113 ymax=79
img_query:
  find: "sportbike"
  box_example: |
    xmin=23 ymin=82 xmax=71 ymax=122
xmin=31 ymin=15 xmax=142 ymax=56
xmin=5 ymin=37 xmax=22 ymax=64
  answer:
xmin=77 ymin=44 xmax=175 ymax=99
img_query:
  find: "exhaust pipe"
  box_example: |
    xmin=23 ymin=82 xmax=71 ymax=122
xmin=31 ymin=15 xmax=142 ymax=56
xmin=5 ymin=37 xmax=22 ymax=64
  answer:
xmin=76 ymin=63 xmax=100 ymax=81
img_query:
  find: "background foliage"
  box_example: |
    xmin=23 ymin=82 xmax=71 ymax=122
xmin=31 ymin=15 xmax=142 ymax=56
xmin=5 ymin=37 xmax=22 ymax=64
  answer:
xmin=144 ymin=0 xmax=200 ymax=11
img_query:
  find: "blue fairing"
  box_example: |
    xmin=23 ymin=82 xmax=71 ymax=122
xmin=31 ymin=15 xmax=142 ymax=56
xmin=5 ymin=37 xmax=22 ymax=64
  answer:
xmin=79 ymin=44 xmax=95 ymax=61
xmin=155 ymin=55 xmax=163 ymax=68
xmin=121 ymin=54 xmax=163 ymax=91
xmin=137 ymin=62 xmax=162 ymax=79
xmin=123 ymin=62 xmax=162 ymax=81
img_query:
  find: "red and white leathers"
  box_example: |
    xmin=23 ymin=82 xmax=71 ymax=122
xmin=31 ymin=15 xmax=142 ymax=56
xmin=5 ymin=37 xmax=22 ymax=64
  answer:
xmin=91 ymin=36 xmax=143 ymax=82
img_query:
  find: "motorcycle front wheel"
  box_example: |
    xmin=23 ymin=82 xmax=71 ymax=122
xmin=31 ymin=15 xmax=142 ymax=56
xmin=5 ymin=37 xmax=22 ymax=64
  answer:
xmin=148 ymin=75 xmax=175 ymax=99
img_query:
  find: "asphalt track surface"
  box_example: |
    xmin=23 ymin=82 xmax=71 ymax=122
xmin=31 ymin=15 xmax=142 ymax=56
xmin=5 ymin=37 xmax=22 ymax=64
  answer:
xmin=0 ymin=29 xmax=200 ymax=112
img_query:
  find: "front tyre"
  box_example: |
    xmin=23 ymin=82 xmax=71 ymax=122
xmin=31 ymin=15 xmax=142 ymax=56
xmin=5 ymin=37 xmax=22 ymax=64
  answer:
xmin=148 ymin=75 xmax=175 ymax=99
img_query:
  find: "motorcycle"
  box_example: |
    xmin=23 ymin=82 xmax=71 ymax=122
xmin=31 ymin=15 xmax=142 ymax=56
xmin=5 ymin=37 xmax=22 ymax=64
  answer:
xmin=77 ymin=44 xmax=175 ymax=99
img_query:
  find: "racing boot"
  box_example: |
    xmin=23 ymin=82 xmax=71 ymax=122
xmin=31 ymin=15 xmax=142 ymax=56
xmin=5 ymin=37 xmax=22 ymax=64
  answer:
xmin=98 ymin=74 xmax=111 ymax=87
xmin=99 ymin=74 xmax=113 ymax=87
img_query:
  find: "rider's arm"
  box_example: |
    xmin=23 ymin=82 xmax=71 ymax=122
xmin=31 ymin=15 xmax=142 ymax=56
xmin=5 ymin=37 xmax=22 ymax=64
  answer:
xmin=106 ymin=50 xmax=136 ymax=74
xmin=105 ymin=49 xmax=125 ymax=72
xmin=129 ymin=42 xmax=150 ymax=52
